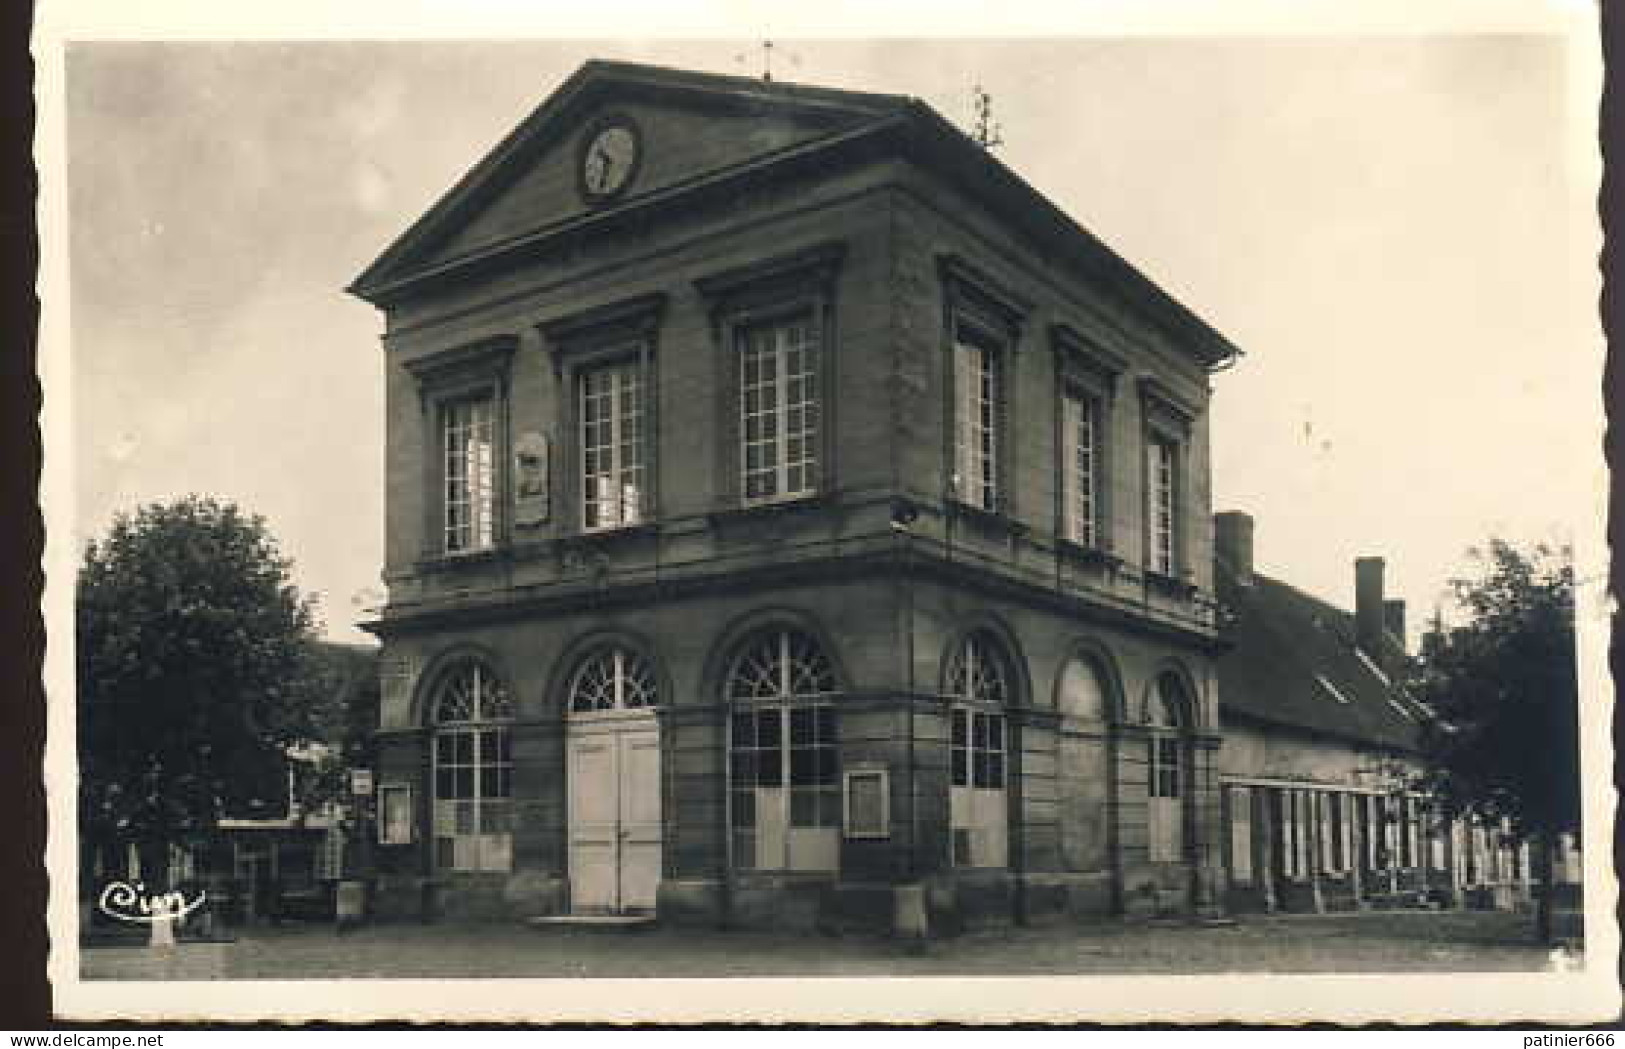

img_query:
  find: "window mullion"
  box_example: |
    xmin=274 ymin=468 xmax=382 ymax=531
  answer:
xmin=774 ymin=332 xmax=789 ymax=497
xmin=469 ymin=723 xmax=482 ymax=871
xmin=609 ymin=371 xmax=624 ymax=527
xmin=579 ymin=378 xmax=591 ymax=530
xmin=778 ymin=630 xmax=791 ymax=701
xmin=980 ymin=347 xmax=991 ymax=504
xmin=780 ymin=707 xmax=791 ymax=795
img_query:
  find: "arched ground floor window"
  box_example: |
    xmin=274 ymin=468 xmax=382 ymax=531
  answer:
xmin=431 ymin=660 xmax=514 ymax=873
xmin=727 ymin=628 xmax=840 ymax=872
xmin=1146 ymin=672 xmax=1191 ymax=864
xmin=946 ymin=632 xmax=1011 ymax=869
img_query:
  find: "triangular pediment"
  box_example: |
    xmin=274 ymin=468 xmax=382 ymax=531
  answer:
xmin=350 ymin=60 xmax=908 ymax=302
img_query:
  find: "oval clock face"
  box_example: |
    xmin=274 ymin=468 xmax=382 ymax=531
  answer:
xmin=582 ymin=124 xmax=638 ymax=201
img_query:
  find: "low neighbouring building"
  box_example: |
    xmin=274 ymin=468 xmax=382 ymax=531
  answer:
xmin=1213 ymin=510 xmax=1537 ymax=914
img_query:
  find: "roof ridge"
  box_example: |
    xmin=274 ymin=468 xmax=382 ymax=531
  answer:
xmin=576 ymin=58 xmax=916 ymax=114
xmin=1255 ymin=571 xmax=1354 ymax=625
xmin=1220 ymin=563 xmax=1423 ymax=752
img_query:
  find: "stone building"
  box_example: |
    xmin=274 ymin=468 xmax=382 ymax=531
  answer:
xmin=347 ymin=59 xmax=1242 ymax=931
xmin=1213 ymin=511 xmax=1536 ymax=913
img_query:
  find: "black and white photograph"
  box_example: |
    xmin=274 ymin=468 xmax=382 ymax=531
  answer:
xmin=41 ymin=0 xmax=1615 ymax=1025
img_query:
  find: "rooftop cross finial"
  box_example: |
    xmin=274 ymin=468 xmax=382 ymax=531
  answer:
xmin=972 ymin=84 xmax=1003 ymax=150
xmin=734 ymin=39 xmax=799 ymax=83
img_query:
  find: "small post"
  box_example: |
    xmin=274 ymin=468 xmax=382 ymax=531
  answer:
xmin=1307 ymin=793 xmax=1326 ymax=913
xmin=148 ymin=894 xmax=176 ymax=951
xmin=893 ymin=883 xmax=929 ymax=945
xmin=1258 ymin=789 xmax=1278 ymax=913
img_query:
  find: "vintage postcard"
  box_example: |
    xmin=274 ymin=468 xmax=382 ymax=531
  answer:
xmin=37 ymin=0 xmax=1618 ymax=1025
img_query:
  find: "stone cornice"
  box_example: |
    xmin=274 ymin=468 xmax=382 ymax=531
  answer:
xmin=538 ymin=290 xmax=668 ymax=349
xmin=1050 ymin=322 xmax=1128 ymax=391
xmin=692 ymin=239 xmax=847 ymax=303
xmin=937 ymin=252 xmax=1033 ymax=337
xmin=1136 ymin=375 xmax=1201 ymax=425
xmin=400 ymin=334 xmax=518 ymax=388
xmin=364 ymin=536 xmax=1224 ymax=655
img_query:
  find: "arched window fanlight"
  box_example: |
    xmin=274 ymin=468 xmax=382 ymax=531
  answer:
xmin=570 ymin=647 xmax=658 ymax=713
xmin=434 ymin=660 xmax=514 ymax=724
xmin=726 ymin=628 xmax=836 ymax=701
xmin=1148 ymin=672 xmax=1188 ymax=729
xmin=945 ymin=632 xmax=1009 ymax=705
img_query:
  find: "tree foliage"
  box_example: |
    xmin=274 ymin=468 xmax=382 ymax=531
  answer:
xmin=77 ymin=497 xmax=324 ymax=854
xmin=1414 ymin=539 xmax=1580 ymax=841
xmin=291 ymin=642 xmax=380 ymax=816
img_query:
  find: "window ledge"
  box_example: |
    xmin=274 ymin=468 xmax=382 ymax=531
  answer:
xmin=946 ymin=500 xmax=1030 ymax=538
xmin=707 ymin=493 xmax=826 ymax=528
xmin=731 ymin=869 xmax=839 ymax=881
xmin=1057 ymin=539 xmax=1122 ymax=569
xmin=415 ymin=547 xmax=508 ymax=574
xmin=562 ymin=522 xmax=658 ymax=549
xmin=1145 ymin=570 xmax=1199 ymax=599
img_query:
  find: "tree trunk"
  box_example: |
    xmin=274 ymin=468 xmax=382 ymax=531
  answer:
xmin=1534 ymin=829 xmax=1555 ymax=944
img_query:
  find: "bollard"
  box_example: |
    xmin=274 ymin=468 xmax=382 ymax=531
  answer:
xmin=336 ymin=879 xmax=365 ymax=934
xmin=148 ymin=895 xmax=176 ymax=951
xmin=893 ymin=882 xmax=929 ymax=953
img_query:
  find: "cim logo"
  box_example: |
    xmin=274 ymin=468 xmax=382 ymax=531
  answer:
xmin=96 ymin=880 xmax=207 ymax=924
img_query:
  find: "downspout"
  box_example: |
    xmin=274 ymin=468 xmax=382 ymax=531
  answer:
xmin=905 ymin=550 xmax=918 ymax=890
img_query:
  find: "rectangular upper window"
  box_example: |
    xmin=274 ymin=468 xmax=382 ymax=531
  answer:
xmin=579 ymin=358 xmax=645 ymax=531
xmin=442 ymin=395 xmax=496 ymax=554
xmin=1062 ymin=389 xmax=1100 ymax=547
xmin=953 ymin=327 xmax=1002 ymax=512
xmin=739 ymin=313 xmax=819 ymax=504
xmin=1148 ymin=434 xmax=1179 ymax=576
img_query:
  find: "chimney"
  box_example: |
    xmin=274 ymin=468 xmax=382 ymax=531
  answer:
xmin=1383 ymin=599 xmax=1407 ymax=651
xmin=1355 ymin=556 xmax=1385 ymax=657
xmin=1214 ymin=511 xmax=1254 ymax=587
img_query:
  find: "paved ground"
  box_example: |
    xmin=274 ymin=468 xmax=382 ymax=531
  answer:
xmin=83 ymin=909 xmax=1566 ymax=980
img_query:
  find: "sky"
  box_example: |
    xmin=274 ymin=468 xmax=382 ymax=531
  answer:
xmin=60 ymin=24 xmax=1602 ymax=646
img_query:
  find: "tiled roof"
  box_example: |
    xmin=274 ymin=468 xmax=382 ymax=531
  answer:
xmin=1216 ymin=562 xmax=1426 ymax=752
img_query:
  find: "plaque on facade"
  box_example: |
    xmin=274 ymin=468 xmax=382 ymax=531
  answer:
xmin=513 ymin=430 xmax=550 ymax=526
xmin=377 ymin=783 xmax=414 ymax=845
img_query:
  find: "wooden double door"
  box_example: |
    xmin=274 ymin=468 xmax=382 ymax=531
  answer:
xmin=566 ymin=714 xmax=662 ymax=914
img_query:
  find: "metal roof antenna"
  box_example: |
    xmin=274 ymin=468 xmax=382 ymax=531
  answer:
xmin=972 ymin=83 xmax=1003 ymax=150
xmin=735 ymin=40 xmax=801 ymax=84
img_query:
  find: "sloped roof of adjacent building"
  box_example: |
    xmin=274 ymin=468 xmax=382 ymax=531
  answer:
xmin=1216 ymin=561 xmax=1428 ymax=752
xmin=348 ymin=58 xmax=1241 ymax=370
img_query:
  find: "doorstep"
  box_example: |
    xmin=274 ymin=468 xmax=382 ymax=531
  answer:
xmin=525 ymin=914 xmax=658 ymax=932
